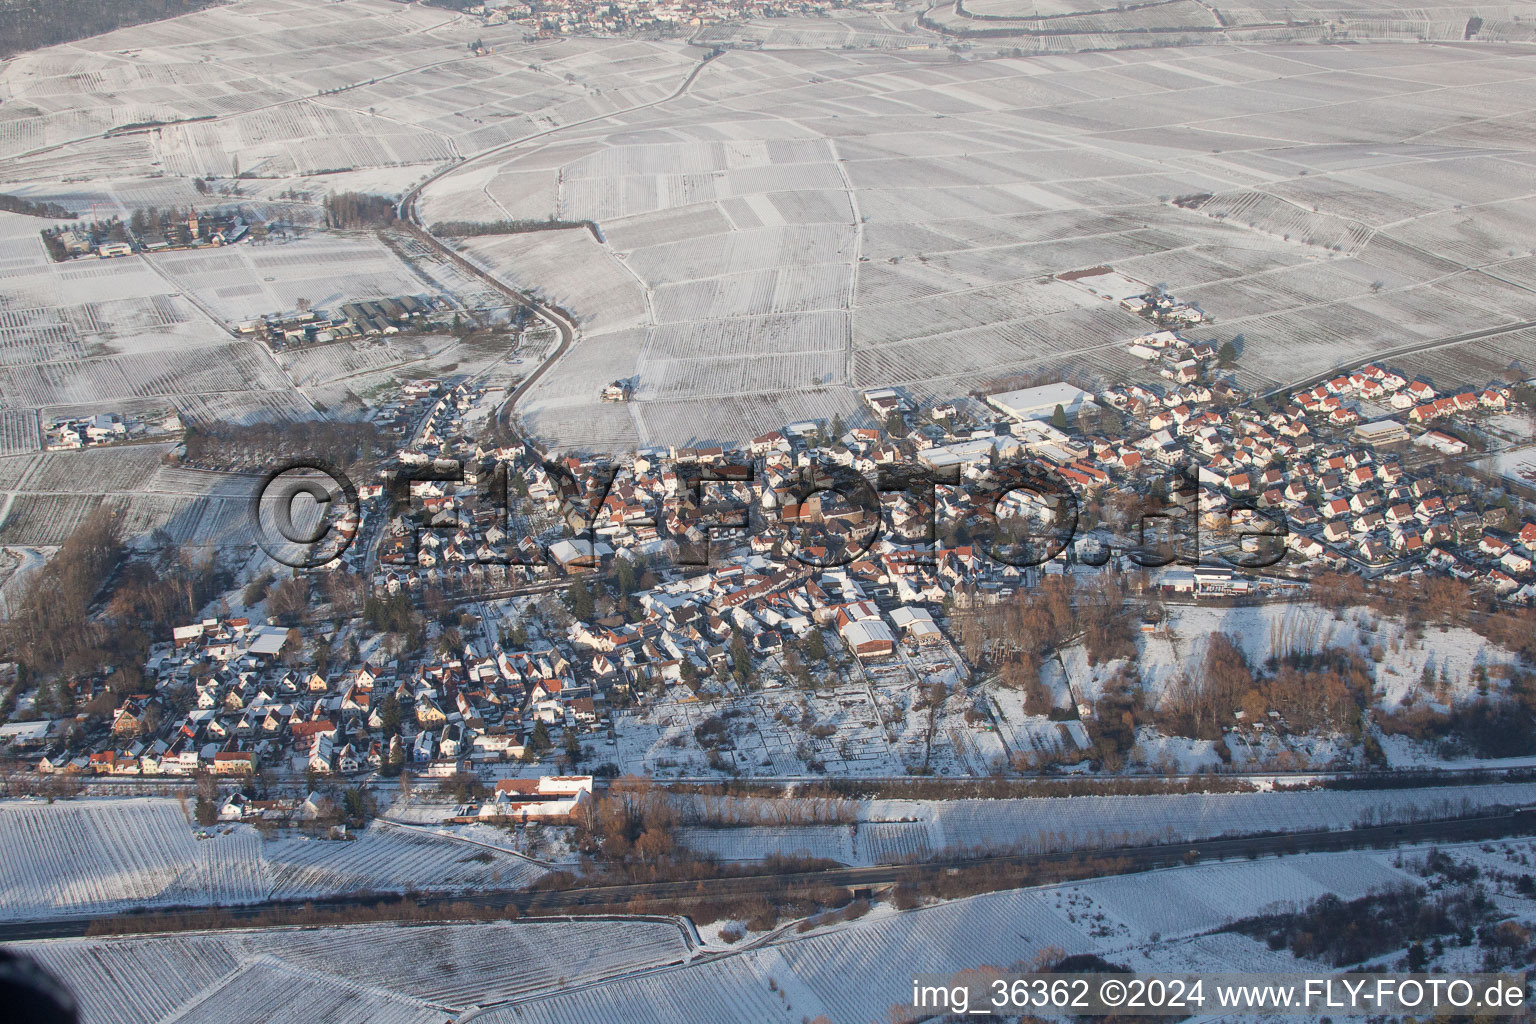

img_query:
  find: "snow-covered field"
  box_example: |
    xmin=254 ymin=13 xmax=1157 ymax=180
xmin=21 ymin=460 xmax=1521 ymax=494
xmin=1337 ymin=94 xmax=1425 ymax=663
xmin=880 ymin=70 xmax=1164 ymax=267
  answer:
xmin=425 ymin=40 xmax=1536 ymax=449
xmin=473 ymin=842 xmax=1442 ymax=1024
xmin=1 ymin=0 xmax=1534 ymax=460
xmin=675 ymin=782 xmax=1536 ymax=864
xmin=22 ymin=832 xmax=1524 ymax=1024
xmin=4 ymin=1 xmax=1535 ymax=457
xmin=0 ymin=798 xmax=547 ymax=921
xmin=13 ymin=918 xmax=692 ymax=1024
xmin=0 ymin=443 xmax=264 ymax=548
xmin=151 ymin=234 xmax=429 ymax=325
xmin=0 ymin=212 xmax=313 ymax=453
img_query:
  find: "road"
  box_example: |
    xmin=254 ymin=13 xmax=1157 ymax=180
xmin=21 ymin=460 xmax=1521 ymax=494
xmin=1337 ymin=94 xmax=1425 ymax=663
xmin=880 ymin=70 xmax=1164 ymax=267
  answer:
xmin=14 ymin=759 xmax=1536 ymax=797
xmin=2 ymin=809 xmax=1531 ymax=942
xmin=394 ymin=48 xmax=721 ymax=439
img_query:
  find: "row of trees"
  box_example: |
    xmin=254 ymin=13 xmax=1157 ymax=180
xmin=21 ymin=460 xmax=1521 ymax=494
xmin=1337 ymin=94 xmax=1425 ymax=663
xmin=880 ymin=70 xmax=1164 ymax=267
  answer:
xmin=182 ymin=419 xmax=381 ymax=470
xmin=0 ymin=193 xmax=74 ymax=219
xmin=323 ymin=192 xmax=398 ymax=229
xmin=429 ymin=218 xmax=602 ymax=241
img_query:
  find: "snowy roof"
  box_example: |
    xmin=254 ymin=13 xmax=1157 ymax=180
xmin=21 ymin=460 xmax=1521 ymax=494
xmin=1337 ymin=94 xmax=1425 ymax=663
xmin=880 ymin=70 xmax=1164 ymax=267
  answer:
xmin=986 ymin=382 xmax=1098 ymax=422
xmin=248 ymin=629 xmax=288 ymax=657
xmin=842 ymin=619 xmax=895 ymax=648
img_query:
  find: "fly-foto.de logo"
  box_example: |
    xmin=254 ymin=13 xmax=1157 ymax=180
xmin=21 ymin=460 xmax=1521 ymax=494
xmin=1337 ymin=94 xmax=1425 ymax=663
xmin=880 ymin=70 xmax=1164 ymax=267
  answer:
xmin=249 ymin=455 xmax=1289 ymax=574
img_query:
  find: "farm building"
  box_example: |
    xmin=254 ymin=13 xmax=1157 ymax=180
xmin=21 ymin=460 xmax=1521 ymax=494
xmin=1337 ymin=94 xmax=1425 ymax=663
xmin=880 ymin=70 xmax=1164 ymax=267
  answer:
xmin=986 ymin=383 xmax=1098 ymax=424
xmin=841 ymin=618 xmax=895 ymax=659
xmin=889 ymin=606 xmax=942 ymax=645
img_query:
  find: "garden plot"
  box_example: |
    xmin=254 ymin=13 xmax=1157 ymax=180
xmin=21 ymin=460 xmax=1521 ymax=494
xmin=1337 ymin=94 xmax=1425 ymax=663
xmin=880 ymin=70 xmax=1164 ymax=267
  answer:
xmin=987 ymin=666 xmax=1092 ymax=763
xmin=613 ymin=683 xmax=899 ymax=778
xmin=863 ymin=653 xmax=1009 ymax=778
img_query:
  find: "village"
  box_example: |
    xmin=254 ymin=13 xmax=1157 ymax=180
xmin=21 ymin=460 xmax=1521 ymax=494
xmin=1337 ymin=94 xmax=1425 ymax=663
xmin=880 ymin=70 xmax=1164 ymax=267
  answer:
xmin=459 ymin=0 xmax=852 ymax=38
xmin=5 ymin=282 xmax=1535 ymax=784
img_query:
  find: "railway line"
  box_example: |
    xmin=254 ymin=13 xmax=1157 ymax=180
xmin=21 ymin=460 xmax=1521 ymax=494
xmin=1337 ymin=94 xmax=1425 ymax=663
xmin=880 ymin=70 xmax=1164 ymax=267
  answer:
xmin=2 ymin=807 xmax=1530 ymax=942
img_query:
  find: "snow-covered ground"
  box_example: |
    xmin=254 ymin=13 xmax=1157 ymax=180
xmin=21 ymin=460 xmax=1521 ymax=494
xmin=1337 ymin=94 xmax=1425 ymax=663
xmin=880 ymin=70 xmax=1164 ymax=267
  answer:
xmin=675 ymin=782 xmax=1536 ymax=865
xmin=1069 ymin=601 xmax=1518 ymax=713
xmin=470 ymin=842 xmax=1458 ymax=1024
xmin=0 ymin=798 xmax=547 ymax=921
xmin=604 ymin=600 xmax=1523 ymax=782
xmin=13 ymin=918 xmax=693 ymax=1024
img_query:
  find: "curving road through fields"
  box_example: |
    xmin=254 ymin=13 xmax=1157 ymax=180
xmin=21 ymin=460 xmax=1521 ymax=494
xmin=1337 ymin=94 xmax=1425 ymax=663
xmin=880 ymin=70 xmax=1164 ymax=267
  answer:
xmin=395 ymin=48 xmax=722 ymax=442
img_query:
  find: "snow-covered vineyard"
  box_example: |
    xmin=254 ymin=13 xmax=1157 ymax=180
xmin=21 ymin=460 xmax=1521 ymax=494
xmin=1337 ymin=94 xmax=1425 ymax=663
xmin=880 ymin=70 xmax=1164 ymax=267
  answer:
xmin=677 ymin=782 xmax=1536 ymax=865
xmin=11 ymin=830 xmax=1533 ymax=1024
xmin=475 ymin=843 xmax=1442 ymax=1024
xmin=12 ymin=918 xmax=692 ymax=1024
xmin=0 ymin=798 xmax=547 ymax=922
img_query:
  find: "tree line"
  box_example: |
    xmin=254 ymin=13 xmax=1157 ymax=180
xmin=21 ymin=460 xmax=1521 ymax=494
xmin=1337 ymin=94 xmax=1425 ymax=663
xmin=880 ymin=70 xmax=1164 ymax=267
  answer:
xmin=0 ymin=0 xmax=224 ymax=57
xmin=430 ymin=218 xmax=604 ymax=243
xmin=323 ymin=192 xmax=398 ymax=229
xmin=182 ymin=419 xmax=381 ymax=470
xmin=0 ymin=193 xmax=75 ymax=219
